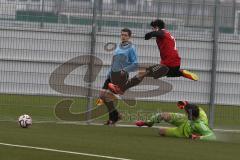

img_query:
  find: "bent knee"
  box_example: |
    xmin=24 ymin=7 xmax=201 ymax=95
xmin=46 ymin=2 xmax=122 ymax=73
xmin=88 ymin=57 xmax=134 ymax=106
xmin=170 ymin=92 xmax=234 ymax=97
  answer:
xmin=99 ymin=89 xmax=116 ymax=102
xmin=159 ymin=128 xmax=166 ymax=136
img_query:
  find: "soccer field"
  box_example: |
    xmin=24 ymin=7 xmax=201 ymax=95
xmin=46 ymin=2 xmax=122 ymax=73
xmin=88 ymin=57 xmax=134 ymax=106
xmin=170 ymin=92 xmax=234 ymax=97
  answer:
xmin=1 ymin=0 xmax=240 ymax=159
xmin=0 ymin=94 xmax=240 ymax=160
xmin=0 ymin=94 xmax=240 ymax=128
xmin=0 ymin=121 xmax=240 ymax=160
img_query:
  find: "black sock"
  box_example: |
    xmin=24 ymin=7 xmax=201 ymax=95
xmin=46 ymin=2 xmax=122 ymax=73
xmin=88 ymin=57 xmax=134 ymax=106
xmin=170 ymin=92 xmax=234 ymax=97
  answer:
xmin=104 ymin=101 xmax=118 ymax=121
xmin=111 ymin=110 xmax=119 ymax=122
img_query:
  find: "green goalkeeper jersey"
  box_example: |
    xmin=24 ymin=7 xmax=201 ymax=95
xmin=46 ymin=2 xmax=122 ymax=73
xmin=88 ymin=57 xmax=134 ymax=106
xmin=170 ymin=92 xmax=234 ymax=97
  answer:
xmin=182 ymin=107 xmax=216 ymax=140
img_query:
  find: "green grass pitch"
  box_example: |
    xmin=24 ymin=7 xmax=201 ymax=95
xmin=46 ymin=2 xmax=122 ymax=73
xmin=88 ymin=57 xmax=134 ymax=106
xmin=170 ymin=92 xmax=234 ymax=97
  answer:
xmin=0 ymin=94 xmax=240 ymax=160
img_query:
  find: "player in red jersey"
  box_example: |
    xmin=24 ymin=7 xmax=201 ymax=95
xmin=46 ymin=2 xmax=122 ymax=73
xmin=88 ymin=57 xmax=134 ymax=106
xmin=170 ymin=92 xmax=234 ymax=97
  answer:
xmin=108 ymin=19 xmax=199 ymax=95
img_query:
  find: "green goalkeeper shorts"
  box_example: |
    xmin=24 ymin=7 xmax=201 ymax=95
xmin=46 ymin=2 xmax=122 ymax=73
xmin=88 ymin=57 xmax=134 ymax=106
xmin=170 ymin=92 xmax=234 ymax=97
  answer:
xmin=164 ymin=113 xmax=190 ymax=138
xmin=164 ymin=126 xmax=186 ymax=138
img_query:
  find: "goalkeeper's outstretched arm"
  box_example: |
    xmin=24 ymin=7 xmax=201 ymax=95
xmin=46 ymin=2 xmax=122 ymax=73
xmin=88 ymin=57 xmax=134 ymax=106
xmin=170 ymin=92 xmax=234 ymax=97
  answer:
xmin=194 ymin=123 xmax=216 ymax=141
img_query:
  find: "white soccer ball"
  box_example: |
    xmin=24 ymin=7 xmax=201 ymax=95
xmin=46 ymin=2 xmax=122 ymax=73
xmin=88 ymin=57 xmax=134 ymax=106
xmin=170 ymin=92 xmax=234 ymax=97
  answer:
xmin=18 ymin=114 xmax=32 ymax=128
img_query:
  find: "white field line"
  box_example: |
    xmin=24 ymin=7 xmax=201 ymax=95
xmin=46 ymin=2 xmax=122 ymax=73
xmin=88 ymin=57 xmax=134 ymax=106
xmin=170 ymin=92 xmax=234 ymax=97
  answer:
xmin=57 ymin=122 xmax=240 ymax=134
xmin=1 ymin=119 xmax=240 ymax=133
xmin=0 ymin=142 xmax=133 ymax=160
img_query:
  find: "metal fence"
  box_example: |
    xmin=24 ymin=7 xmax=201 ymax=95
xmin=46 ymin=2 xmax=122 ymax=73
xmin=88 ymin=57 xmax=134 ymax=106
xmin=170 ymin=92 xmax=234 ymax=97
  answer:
xmin=0 ymin=0 xmax=239 ymax=128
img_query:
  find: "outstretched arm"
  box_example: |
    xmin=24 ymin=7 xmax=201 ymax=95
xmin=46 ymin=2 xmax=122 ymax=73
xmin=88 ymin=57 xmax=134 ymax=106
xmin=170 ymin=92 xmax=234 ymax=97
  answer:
xmin=192 ymin=123 xmax=216 ymax=141
xmin=145 ymin=30 xmax=165 ymax=40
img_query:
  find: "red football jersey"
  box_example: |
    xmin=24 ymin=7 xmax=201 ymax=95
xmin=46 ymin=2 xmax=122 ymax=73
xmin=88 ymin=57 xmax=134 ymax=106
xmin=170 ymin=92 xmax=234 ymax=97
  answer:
xmin=156 ymin=29 xmax=181 ymax=67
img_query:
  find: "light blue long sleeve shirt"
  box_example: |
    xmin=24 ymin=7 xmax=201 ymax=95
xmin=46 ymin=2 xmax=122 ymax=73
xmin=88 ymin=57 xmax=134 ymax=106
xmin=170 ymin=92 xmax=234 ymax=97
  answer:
xmin=111 ymin=42 xmax=138 ymax=73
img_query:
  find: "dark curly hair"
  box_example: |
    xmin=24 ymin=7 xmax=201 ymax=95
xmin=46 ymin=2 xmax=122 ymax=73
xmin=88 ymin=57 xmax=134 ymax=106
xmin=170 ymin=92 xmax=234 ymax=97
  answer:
xmin=150 ymin=19 xmax=165 ymax=29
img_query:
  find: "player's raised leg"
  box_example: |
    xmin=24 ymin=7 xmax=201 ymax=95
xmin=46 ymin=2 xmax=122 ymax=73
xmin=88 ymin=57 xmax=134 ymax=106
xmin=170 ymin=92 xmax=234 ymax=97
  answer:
xmin=180 ymin=69 xmax=199 ymax=81
xmin=166 ymin=66 xmax=199 ymax=81
xmin=108 ymin=64 xmax=169 ymax=95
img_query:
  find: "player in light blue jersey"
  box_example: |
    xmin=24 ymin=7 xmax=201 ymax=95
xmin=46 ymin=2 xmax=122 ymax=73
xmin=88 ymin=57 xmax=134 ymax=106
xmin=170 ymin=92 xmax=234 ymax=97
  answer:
xmin=97 ymin=28 xmax=138 ymax=125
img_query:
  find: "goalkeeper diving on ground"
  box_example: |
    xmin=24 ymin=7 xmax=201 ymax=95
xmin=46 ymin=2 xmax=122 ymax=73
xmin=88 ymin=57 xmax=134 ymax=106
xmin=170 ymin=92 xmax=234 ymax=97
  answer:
xmin=136 ymin=101 xmax=216 ymax=141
